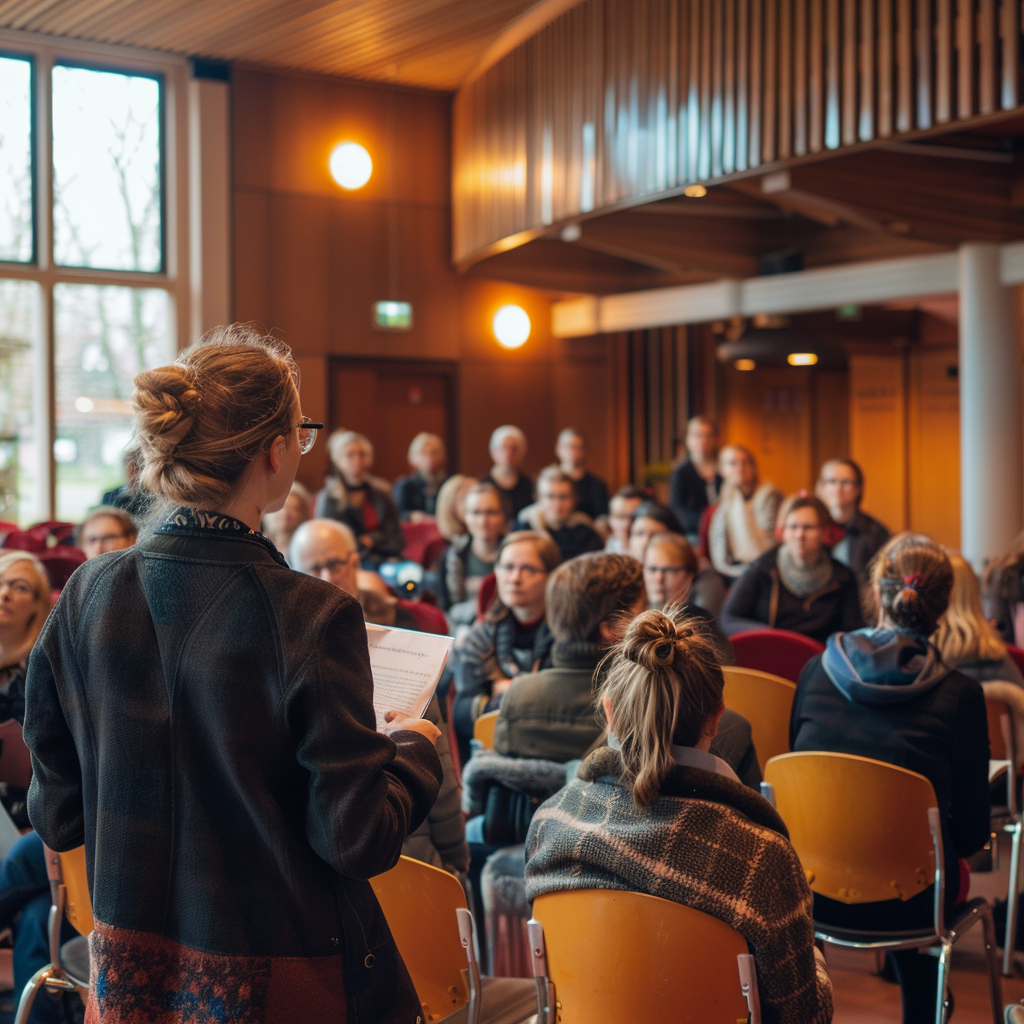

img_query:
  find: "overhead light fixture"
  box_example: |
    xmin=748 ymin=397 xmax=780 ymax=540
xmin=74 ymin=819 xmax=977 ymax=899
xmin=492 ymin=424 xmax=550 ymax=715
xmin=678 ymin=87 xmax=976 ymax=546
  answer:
xmin=787 ymin=352 xmax=818 ymax=366
xmin=493 ymin=305 xmax=531 ymax=349
xmin=329 ymin=142 xmax=372 ymax=189
xmin=560 ymin=223 xmax=582 ymax=242
xmin=734 ymin=359 xmax=756 ymax=371
xmin=684 ymin=184 xmax=707 ymax=198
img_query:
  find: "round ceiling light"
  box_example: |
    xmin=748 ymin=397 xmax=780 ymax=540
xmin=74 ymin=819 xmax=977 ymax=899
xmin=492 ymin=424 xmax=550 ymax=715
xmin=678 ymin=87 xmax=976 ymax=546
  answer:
xmin=787 ymin=352 xmax=819 ymax=366
xmin=493 ymin=305 xmax=531 ymax=349
xmin=734 ymin=358 xmax=756 ymax=371
xmin=329 ymin=142 xmax=373 ymax=190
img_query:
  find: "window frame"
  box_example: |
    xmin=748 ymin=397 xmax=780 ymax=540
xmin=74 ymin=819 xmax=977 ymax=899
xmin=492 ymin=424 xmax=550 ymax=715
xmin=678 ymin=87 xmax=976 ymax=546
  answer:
xmin=0 ymin=28 xmax=191 ymax=522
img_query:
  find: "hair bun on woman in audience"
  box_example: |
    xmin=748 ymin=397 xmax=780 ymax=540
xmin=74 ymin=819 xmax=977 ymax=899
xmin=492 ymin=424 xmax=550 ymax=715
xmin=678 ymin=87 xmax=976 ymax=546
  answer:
xmin=875 ymin=533 xmax=952 ymax=639
xmin=620 ymin=610 xmax=680 ymax=670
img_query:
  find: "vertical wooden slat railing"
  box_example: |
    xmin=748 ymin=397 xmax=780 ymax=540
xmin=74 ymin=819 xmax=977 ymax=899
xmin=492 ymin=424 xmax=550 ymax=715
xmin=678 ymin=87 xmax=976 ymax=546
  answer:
xmin=453 ymin=0 xmax=1024 ymax=268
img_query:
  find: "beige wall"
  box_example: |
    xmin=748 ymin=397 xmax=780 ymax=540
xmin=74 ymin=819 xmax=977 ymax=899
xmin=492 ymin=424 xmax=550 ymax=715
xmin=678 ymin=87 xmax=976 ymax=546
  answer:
xmin=231 ymin=66 xmax=616 ymax=495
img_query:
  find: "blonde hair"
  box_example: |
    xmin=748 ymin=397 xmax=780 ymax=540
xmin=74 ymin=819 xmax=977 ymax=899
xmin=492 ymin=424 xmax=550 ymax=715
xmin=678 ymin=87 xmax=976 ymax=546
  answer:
xmin=327 ymin=430 xmax=373 ymax=466
xmin=435 ymin=474 xmax=476 ymax=541
xmin=0 ymin=552 xmax=52 ymax=668
xmin=599 ymin=608 xmax=724 ymax=808
xmin=133 ymin=324 xmax=299 ymax=507
xmin=489 ymin=424 xmax=527 ymax=457
xmin=935 ymin=552 xmax=1008 ymax=667
xmin=408 ymin=432 xmax=445 ymax=463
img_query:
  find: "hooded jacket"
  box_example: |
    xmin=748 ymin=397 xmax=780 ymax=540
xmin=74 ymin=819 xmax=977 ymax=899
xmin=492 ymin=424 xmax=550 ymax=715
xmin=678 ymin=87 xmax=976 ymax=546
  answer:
xmin=790 ymin=628 xmax=990 ymax=875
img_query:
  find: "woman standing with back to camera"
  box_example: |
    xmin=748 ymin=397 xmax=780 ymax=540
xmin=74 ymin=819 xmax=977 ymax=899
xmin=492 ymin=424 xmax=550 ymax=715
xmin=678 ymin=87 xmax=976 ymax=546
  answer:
xmin=22 ymin=325 xmax=443 ymax=1024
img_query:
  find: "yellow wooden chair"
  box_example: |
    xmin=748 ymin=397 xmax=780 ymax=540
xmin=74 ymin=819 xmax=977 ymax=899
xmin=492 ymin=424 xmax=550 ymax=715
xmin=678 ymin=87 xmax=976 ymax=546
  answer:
xmin=15 ymin=845 xmax=93 ymax=1024
xmin=528 ymin=889 xmax=761 ymax=1024
xmin=473 ymin=710 xmax=500 ymax=750
xmin=763 ymin=751 xmax=1002 ymax=1024
xmin=370 ymin=855 xmax=536 ymax=1024
xmin=721 ymin=666 xmax=796 ymax=767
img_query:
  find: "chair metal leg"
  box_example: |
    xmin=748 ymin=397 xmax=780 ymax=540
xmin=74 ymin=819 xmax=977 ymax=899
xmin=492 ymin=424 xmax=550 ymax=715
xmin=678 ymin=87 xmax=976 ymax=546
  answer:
xmin=1006 ymin=820 xmax=1023 ymax=976
xmin=935 ymin=942 xmax=953 ymax=1024
xmin=980 ymin=901 xmax=1005 ymax=1024
xmin=14 ymin=965 xmax=56 ymax=1024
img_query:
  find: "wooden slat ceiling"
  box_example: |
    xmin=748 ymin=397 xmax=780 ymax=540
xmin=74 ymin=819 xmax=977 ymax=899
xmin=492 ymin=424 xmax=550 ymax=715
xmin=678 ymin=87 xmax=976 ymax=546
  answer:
xmin=0 ymin=0 xmax=540 ymax=91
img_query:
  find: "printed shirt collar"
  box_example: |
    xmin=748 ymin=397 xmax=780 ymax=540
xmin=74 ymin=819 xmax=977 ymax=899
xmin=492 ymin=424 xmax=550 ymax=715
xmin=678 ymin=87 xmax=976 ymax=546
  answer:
xmin=157 ymin=507 xmax=288 ymax=567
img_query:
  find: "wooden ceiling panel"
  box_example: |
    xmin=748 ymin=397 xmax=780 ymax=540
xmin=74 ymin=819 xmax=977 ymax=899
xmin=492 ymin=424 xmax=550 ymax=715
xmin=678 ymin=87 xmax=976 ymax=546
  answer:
xmin=0 ymin=0 xmax=540 ymax=91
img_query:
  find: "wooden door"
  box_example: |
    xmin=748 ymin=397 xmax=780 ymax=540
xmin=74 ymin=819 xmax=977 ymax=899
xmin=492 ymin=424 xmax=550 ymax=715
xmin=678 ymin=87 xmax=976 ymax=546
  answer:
xmin=328 ymin=359 xmax=458 ymax=483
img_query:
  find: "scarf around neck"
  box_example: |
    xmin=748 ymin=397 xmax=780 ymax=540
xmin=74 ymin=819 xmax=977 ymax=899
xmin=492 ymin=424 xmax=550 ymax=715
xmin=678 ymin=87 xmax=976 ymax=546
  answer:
xmin=776 ymin=545 xmax=834 ymax=599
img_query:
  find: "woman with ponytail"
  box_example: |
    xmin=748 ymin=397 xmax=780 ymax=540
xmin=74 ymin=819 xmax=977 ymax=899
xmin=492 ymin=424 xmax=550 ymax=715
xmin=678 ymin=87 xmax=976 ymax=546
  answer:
xmin=525 ymin=609 xmax=833 ymax=1024
xmin=22 ymin=325 xmax=443 ymax=1024
xmin=791 ymin=532 xmax=989 ymax=1024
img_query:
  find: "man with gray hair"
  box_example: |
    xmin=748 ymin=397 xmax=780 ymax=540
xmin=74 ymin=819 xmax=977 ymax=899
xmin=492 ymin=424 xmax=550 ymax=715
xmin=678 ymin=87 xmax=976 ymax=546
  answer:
xmin=290 ymin=518 xmax=361 ymax=598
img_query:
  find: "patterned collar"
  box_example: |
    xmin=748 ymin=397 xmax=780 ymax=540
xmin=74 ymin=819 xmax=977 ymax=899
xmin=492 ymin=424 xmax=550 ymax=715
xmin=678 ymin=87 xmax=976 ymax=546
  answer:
xmin=157 ymin=507 xmax=289 ymax=567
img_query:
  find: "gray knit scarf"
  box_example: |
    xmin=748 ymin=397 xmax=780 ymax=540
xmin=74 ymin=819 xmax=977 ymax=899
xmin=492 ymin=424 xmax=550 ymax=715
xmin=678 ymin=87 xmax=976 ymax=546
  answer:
xmin=777 ymin=546 xmax=834 ymax=599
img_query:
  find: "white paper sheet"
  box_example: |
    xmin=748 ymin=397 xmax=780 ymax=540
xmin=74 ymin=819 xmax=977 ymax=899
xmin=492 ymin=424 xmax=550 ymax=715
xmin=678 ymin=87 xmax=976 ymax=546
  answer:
xmin=365 ymin=622 xmax=453 ymax=732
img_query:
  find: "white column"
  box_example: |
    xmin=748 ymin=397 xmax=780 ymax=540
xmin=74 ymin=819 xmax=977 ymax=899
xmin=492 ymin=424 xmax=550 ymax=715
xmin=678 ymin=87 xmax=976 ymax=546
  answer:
xmin=189 ymin=74 xmax=232 ymax=344
xmin=958 ymin=242 xmax=1023 ymax=571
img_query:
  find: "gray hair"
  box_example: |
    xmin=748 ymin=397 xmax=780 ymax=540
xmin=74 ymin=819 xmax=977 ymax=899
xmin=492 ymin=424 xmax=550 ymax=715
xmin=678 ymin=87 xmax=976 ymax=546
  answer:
xmin=289 ymin=517 xmax=358 ymax=570
xmin=489 ymin=424 xmax=527 ymax=457
xmin=327 ymin=430 xmax=373 ymax=465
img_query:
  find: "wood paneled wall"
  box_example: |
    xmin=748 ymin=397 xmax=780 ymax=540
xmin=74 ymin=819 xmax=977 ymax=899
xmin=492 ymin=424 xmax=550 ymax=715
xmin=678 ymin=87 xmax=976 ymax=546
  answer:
xmin=454 ymin=0 xmax=1024 ymax=266
xmin=231 ymin=66 xmax=620 ymax=495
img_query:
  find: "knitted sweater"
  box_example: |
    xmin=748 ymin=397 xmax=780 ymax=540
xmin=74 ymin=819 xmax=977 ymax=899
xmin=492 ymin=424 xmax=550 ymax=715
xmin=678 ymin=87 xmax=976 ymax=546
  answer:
xmin=525 ymin=748 xmax=832 ymax=1024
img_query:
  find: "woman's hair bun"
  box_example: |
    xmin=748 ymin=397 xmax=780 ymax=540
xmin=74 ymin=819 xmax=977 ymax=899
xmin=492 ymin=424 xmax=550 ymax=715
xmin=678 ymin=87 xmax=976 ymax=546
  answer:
xmin=876 ymin=533 xmax=953 ymax=638
xmin=133 ymin=366 xmax=200 ymax=453
xmin=621 ymin=610 xmax=680 ymax=670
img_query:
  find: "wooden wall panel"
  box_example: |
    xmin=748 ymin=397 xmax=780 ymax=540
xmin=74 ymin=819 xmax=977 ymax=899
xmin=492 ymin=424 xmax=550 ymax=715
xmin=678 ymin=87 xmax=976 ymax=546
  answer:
xmin=849 ymin=353 xmax=908 ymax=532
xmin=454 ymin=0 xmax=1024 ymax=267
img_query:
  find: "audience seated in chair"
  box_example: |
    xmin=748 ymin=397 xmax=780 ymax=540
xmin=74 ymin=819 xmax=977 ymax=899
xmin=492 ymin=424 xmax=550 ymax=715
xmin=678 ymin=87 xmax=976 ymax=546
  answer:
xmin=315 ymin=430 xmax=404 ymax=568
xmin=452 ymin=531 xmax=560 ymax=767
xmin=983 ymin=531 xmax=1024 ymax=645
xmin=525 ymin=609 xmax=833 ymax=1024
xmin=555 ymin=428 xmax=609 ymax=522
xmin=289 ymin=517 xmax=468 ymax=876
xmin=393 ymin=432 xmax=449 ymax=522
xmin=604 ymin=485 xmax=644 ymax=555
xmin=642 ymin=532 xmax=732 ymax=664
xmin=790 ymin=533 xmax=990 ymax=1024
xmin=707 ymin=444 xmax=782 ymax=580
xmin=434 ymin=473 xmax=476 ymax=543
xmin=260 ymin=481 xmax=311 ymax=562
xmin=816 ymin=458 xmax=890 ymax=586
xmin=668 ymin=415 xmax=722 ymax=543
xmin=486 ymin=426 xmax=533 ymax=521
xmin=721 ymin=495 xmax=863 ymax=643
xmin=440 ymin=482 xmax=505 ymax=631
xmin=515 ymin=466 xmax=603 ymax=563
xmin=76 ymin=506 xmax=137 ymax=561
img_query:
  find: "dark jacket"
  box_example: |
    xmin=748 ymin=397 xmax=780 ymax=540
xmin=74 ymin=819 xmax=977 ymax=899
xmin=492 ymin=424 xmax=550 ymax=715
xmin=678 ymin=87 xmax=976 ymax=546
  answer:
xmin=514 ymin=504 xmax=603 ymax=562
xmin=315 ymin=476 xmax=406 ymax=563
xmin=791 ymin=629 xmax=990 ymax=876
xmin=831 ymin=509 xmax=890 ymax=584
xmin=393 ymin=472 xmax=447 ymax=519
xmin=669 ymin=459 xmax=721 ymax=538
xmin=24 ymin=517 xmax=443 ymax=1024
xmin=487 ymin=472 xmax=534 ymax=520
xmin=721 ymin=548 xmax=864 ymax=643
xmin=495 ymin=641 xmax=762 ymax=788
xmin=570 ymin=471 xmax=610 ymax=520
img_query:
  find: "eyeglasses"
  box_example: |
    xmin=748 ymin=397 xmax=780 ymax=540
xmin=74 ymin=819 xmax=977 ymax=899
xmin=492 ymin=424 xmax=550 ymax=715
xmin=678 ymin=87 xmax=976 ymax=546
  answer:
xmin=821 ymin=478 xmax=859 ymax=489
xmin=83 ymin=532 xmax=127 ymax=546
xmin=306 ymin=555 xmax=354 ymax=575
xmin=298 ymin=417 xmax=325 ymax=455
xmin=496 ymin=562 xmax=545 ymax=578
xmin=644 ymin=565 xmax=688 ymax=577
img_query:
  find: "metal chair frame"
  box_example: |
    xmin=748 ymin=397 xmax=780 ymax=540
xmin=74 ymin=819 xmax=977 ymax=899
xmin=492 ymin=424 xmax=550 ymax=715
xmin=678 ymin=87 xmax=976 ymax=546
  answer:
xmin=763 ymin=755 xmax=1002 ymax=1024
xmin=14 ymin=849 xmax=89 ymax=1024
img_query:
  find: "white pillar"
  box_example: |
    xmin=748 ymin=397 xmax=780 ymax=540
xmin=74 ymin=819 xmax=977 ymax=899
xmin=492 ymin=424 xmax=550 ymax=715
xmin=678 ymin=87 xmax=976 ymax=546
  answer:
xmin=958 ymin=243 xmax=1023 ymax=571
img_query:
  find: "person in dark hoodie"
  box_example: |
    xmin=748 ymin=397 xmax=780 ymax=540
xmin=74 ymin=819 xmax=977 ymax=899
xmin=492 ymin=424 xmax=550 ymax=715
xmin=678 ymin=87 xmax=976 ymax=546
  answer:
xmin=790 ymin=532 xmax=990 ymax=1024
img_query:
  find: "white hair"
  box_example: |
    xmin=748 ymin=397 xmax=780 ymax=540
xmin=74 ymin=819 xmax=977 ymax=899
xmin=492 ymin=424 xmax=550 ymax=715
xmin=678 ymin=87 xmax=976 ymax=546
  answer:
xmin=489 ymin=424 xmax=527 ymax=456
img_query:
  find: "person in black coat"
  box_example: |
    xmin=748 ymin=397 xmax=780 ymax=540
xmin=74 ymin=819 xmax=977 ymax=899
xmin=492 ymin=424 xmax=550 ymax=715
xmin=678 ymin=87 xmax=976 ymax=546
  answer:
xmin=721 ymin=495 xmax=863 ymax=642
xmin=815 ymin=458 xmax=890 ymax=585
xmin=555 ymin=428 xmax=609 ymax=521
xmin=24 ymin=325 xmax=443 ymax=1024
xmin=393 ymin=431 xmax=449 ymax=520
xmin=668 ymin=415 xmax=722 ymax=541
xmin=790 ymin=532 xmax=989 ymax=1024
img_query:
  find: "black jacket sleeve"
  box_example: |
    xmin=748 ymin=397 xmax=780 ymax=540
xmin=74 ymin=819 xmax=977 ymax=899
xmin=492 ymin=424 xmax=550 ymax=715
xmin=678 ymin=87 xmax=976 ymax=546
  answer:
xmin=948 ymin=678 xmax=991 ymax=859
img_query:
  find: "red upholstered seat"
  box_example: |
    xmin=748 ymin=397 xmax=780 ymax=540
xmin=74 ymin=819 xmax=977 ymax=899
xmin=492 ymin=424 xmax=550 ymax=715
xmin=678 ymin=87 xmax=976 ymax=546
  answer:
xmin=401 ymin=520 xmax=444 ymax=567
xmin=730 ymin=628 xmax=825 ymax=683
xmin=398 ymin=598 xmax=449 ymax=636
xmin=1008 ymin=645 xmax=1024 ymax=680
xmin=37 ymin=548 xmax=87 ymax=593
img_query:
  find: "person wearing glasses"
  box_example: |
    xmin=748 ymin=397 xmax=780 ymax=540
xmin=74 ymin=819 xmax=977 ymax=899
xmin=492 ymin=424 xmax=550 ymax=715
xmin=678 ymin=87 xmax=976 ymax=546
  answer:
xmin=815 ymin=458 xmax=890 ymax=585
xmin=721 ymin=495 xmax=863 ymax=643
xmin=76 ymin=505 xmax=138 ymax=560
xmin=451 ymin=530 xmax=561 ymax=765
xmin=22 ymin=325 xmax=443 ymax=1024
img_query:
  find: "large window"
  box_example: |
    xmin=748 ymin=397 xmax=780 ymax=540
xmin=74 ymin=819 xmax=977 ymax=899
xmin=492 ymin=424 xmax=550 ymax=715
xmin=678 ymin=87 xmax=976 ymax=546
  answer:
xmin=0 ymin=36 xmax=186 ymax=524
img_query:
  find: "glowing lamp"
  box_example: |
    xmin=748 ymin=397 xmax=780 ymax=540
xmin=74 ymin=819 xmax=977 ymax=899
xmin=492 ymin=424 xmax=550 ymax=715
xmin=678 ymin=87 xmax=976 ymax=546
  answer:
xmin=493 ymin=305 xmax=531 ymax=349
xmin=734 ymin=359 xmax=756 ymax=371
xmin=787 ymin=352 xmax=818 ymax=366
xmin=684 ymin=184 xmax=707 ymax=198
xmin=329 ymin=142 xmax=372 ymax=190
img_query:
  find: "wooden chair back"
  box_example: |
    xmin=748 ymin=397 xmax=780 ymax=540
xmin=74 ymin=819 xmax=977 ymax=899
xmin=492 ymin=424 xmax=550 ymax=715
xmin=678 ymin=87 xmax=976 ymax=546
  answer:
xmin=369 ymin=856 xmax=470 ymax=1022
xmin=0 ymin=720 xmax=32 ymax=789
xmin=46 ymin=846 xmax=94 ymax=937
xmin=531 ymin=889 xmax=751 ymax=1024
xmin=473 ymin=710 xmax=500 ymax=750
xmin=764 ymin=751 xmax=938 ymax=904
xmin=722 ymin=667 xmax=796 ymax=766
